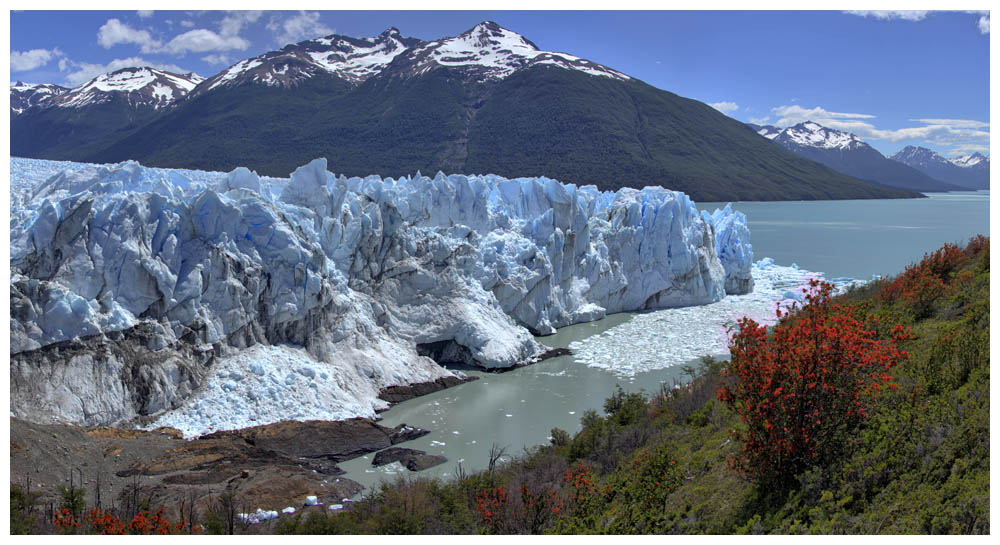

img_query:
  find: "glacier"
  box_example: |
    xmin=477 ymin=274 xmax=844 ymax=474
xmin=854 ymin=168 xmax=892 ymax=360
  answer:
xmin=9 ymin=157 xmax=752 ymax=433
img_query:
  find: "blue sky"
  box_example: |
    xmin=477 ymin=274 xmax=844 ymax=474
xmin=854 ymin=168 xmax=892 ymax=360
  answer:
xmin=10 ymin=10 xmax=991 ymax=157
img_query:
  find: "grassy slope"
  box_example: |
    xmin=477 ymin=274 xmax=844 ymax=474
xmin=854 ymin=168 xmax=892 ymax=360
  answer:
xmin=273 ymin=237 xmax=989 ymax=535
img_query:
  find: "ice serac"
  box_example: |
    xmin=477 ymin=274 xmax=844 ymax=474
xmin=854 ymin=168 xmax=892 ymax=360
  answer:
xmin=9 ymin=157 xmax=744 ymax=432
xmin=703 ymin=204 xmax=754 ymax=294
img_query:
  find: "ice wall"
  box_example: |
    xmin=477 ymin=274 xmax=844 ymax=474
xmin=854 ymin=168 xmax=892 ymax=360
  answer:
xmin=9 ymin=158 xmax=749 ymax=428
xmin=703 ymin=204 xmax=754 ymax=294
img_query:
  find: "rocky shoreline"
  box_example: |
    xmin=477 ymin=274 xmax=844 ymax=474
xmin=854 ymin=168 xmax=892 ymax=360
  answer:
xmin=9 ymin=417 xmax=434 ymax=524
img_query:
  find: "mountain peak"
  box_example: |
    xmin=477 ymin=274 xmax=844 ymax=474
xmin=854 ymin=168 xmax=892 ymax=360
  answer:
xmin=776 ymin=121 xmax=866 ymax=150
xmin=950 ymin=152 xmax=990 ymax=168
xmin=10 ymin=81 xmax=70 ymax=114
xmin=393 ymin=21 xmax=629 ymax=82
xmin=54 ymin=67 xmax=203 ymax=110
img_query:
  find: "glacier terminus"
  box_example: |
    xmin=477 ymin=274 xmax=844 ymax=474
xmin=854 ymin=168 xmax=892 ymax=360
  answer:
xmin=9 ymin=157 xmax=753 ymax=435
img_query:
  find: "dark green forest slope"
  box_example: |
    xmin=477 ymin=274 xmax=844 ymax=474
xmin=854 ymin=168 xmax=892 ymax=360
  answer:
xmin=22 ymin=66 xmax=917 ymax=202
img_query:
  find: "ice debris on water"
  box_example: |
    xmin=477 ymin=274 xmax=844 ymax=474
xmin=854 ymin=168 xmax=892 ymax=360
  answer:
xmin=238 ymin=509 xmax=280 ymax=524
xmin=569 ymin=258 xmax=867 ymax=377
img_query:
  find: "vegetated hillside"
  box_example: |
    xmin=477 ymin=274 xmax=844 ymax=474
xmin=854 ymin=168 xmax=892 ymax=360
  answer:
xmin=266 ymin=236 xmax=985 ymax=535
xmin=11 ymin=96 xmax=161 ymax=162
xmin=91 ymin=66 xmax=917 ymax=202
xmin=463 ymin=69 xmax=916 ymax=201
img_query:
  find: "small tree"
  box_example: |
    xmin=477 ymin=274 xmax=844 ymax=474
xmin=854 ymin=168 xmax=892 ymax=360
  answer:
xmin=717 ymin=279 xmax=911 ymax=486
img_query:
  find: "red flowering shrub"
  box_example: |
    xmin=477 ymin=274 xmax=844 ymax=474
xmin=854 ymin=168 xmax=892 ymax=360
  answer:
xmin=876 ymin=237 xmax=987 ymax=318
xmin=474 ymin=487 xmax=509 ymax=533
xmin=53 ymin=508 xmax=81 ymax=534
xmin=717 ymin=279 xmax=912 ymax=485
xmin=52 ymin=506 xmax=191 ymax=535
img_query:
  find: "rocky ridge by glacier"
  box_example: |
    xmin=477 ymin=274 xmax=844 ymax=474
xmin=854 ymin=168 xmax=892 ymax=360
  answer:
xmin=9 ymin=157 xmax=751 ymax=431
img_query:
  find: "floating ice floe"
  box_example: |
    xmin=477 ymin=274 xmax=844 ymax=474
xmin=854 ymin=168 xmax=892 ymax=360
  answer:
xmin=238 ymin=509 xmax=280 ymax=524
xmin=569 ymin=258 xmax=867 ymax=377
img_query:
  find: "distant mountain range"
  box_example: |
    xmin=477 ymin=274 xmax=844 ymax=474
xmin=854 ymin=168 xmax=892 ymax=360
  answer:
xmin=889 ymin=146 xmax=990 ymax=190
xmin=10 ymin=22 xmax=917 ymax=201
xmin=749 ymin=122 xmax=966 ymax=192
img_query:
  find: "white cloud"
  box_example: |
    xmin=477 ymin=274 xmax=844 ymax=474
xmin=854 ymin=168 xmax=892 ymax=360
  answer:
xmin=947 ymin=143 xmax=990 ymax=156
xmin=844 ymin=10 xmax=930 ymax=21
xmin=11 ymin=48 xmax=63 ymax=72
xmin=772 ymin=105 xmax=874 ymax=124
xmin=267 ymin=11 xmax=333 ymax=46
xmin=911 ymin=118 xmax=990 ymax=130
xmin=97 ymin=18 xmax=161 ymax=52
xmin=60 ymin=57 xmax=192 ymax=87
xmin=846 ymin=10 xmax=990 ymax=34
xmin=748 ymin=116 xmax=771 ymax=126
xmin=770 ymin=105 xmax=990 ymax=148
xmin=220 ymin=11 xmax=263 ymax=37
xmin=162 ymin=29 xmax=250 ymax=55
xmin=137 ymin=10 xmax=154 ymax=19
xmin=709 ymin=101 xmax=739 ymax=115
xmin=201 ymin=53 xmax=232 ymax=66
xmin=98 ymin=13 xmax=261 ymax=57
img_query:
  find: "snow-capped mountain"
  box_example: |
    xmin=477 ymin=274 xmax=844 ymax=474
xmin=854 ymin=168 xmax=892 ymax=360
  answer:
xmin=191 ymin=28 xmax=421 ymax=97
xmin=750 ymin=121 xmax=961 ymax=192
xmin=890 ymin=146 xmax=989 ymax=190
xmin=890 ymin=145 xmax=951 ymax=169
xmin=382 ymin=21 xmax=630 ymax=82
xmin=12 ymin=22 xmax=915 ymax=201
xmin=10 ymin=82 xmax=69 ymax=115
xmin=950 ymin=152 xmax=988 ymax=168
xmin=190 ymin=22 xmax=627 ymax=97
xmin=53 ymin=67 xmax=204 ymax=110
xmin=755 ymin=121 xmax=867 ymax=151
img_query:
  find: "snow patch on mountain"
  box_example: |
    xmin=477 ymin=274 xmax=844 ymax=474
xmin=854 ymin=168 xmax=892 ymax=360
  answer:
xmin=404 ymin=22 xmax=630 ymax=81
xmin=54 ymin=67 xmax=204 ymax=109
xmin=10 ymin=81 xmax=69 ymax=114
xmin=779 ymin=121 xmax=866 ymax=150
xmin=950 ymin=153 xmax=988 ymax=168
xmin=304 ymin=28 xmax=413 ymax=82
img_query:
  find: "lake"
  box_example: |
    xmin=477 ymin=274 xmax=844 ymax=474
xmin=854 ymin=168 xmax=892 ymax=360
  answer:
xmin=701 ymin=191 xmax=990 ymax=279
xmin=337 ymin=191 xmax=990 ymax=492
